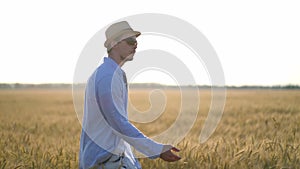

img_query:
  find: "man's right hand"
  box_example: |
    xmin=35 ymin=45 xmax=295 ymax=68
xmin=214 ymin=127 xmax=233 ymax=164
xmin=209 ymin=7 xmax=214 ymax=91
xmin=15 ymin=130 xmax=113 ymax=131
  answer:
xmin=159 ymin=145 xmax=181 ymax=162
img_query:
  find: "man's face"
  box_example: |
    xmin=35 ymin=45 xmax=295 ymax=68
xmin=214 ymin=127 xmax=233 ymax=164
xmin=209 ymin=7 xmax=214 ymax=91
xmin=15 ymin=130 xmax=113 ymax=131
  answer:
xmin=116 ymin=36 xmax=137 ymax=61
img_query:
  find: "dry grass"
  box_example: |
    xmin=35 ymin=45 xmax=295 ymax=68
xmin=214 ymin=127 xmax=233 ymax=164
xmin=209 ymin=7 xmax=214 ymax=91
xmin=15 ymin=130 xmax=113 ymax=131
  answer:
xmin=0 ymin=88 xmax=299 ymax=168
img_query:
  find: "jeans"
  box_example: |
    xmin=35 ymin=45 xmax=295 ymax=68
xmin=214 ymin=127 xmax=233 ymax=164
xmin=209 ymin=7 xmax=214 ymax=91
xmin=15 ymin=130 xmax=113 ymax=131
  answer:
xmin=91 ymin=153 xmax=138 ymax=169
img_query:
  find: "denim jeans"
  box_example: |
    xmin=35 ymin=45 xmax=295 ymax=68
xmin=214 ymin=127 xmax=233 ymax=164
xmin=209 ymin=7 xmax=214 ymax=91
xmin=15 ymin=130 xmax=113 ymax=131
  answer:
xmin=91 ymin=154 xmax=138 ymax=169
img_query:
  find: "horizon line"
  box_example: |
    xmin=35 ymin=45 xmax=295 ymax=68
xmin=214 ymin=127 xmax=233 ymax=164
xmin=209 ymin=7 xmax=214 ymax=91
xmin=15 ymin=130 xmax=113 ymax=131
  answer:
xmin=1 ymin=82 xmax=300 ymax=89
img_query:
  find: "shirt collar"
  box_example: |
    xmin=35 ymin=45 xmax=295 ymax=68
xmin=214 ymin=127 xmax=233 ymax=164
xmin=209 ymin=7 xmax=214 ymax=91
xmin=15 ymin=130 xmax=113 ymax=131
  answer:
xmin=104 ymin=57 xmax=124 ymax=75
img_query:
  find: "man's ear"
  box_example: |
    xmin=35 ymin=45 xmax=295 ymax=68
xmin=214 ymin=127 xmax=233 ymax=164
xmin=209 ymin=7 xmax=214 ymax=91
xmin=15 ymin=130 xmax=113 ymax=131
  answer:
xmin=112 ymin=43 xmax=119 ymax=50
xmin=108 ymin=45 xmax=117 ymax=53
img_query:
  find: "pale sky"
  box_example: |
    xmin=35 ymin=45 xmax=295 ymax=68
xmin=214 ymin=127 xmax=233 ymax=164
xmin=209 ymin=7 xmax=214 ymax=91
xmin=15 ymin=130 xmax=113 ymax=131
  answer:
xmin=0 ymin=0 xmax=299 ymax=86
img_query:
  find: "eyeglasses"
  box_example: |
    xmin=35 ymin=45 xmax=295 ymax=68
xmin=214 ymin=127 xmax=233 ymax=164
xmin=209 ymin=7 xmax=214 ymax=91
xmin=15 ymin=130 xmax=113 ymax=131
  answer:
xmin=123 ymin=37 xmax=137 ymax=46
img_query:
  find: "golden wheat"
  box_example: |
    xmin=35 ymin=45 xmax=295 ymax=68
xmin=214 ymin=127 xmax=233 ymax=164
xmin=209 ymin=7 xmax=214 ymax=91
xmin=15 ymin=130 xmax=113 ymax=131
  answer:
xmin=0 ymin=89 xmax=299 ymax=168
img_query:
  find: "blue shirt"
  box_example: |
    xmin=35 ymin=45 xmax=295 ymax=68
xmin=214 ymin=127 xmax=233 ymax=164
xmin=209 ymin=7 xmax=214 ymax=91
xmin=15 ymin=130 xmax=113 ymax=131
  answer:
xmin=79 ymin=57 xmax=163 ymax=169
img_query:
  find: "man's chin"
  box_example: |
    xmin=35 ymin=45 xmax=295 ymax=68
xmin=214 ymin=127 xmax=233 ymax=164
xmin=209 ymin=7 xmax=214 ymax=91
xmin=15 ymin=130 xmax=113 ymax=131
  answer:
xmin=125 ymin=53 xmax=134 ymax=61
xmin=125 ymin=57 xmax=134 ymax=61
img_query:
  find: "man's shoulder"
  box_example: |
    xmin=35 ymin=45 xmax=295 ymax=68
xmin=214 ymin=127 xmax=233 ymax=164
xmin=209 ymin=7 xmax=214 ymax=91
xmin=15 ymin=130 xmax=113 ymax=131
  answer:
xmin=96 ymin=62 xmax=115 ymax=77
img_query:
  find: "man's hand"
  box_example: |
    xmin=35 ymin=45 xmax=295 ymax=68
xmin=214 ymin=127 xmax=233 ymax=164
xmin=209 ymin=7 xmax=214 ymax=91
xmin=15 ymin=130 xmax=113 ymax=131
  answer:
xmin=159 ymin=145 xmax=181 ymax=162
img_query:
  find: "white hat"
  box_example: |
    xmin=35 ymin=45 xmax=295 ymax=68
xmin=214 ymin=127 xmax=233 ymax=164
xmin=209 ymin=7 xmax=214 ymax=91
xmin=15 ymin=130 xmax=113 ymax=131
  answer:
xmin=104 ymin=21 xmax=141 ymax=50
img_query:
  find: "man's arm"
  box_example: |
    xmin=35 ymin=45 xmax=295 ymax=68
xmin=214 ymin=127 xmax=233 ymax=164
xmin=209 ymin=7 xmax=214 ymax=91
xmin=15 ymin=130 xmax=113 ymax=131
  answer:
xmin=97 ymin=76 xmax=180 ymax=161
xmin=96 ymin=76 xmax=163 ymax=158
xmin=99 ymin=92 xmax=181 ymax=161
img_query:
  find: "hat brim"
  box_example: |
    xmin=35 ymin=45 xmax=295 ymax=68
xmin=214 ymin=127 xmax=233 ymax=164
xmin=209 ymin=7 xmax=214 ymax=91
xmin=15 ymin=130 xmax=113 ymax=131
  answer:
xmin=104 ymin=30 xmax=141 ymax=50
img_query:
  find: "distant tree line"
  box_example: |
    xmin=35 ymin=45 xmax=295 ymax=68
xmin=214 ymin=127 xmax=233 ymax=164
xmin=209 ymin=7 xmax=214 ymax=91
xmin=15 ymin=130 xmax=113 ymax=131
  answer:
xmin=0 ymin=83 xmax=299 ymax=89
xmin=0 ymin=83 xmax=71 ymax=89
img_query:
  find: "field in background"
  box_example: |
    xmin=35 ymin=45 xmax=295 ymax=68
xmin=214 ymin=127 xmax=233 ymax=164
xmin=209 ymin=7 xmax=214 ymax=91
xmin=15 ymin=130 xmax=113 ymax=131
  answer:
xmin=0 ymin=88 xmax=299 ymax=168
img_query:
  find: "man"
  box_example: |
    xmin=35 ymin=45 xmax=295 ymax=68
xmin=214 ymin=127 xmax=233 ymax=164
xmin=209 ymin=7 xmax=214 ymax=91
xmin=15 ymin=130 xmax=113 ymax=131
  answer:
xmin=79 ymin=21 xmax=181 ymax=169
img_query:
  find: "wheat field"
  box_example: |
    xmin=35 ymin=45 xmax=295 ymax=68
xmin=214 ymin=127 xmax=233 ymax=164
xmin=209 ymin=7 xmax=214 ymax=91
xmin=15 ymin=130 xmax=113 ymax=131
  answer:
xmin=0 ymin=88 xmax=299 ymax=169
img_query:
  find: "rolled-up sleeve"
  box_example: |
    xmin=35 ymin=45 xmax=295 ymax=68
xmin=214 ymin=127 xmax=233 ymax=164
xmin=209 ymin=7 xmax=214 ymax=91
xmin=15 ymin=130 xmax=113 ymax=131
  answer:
xmin=96 ymin=76 xmax=163 ymax=158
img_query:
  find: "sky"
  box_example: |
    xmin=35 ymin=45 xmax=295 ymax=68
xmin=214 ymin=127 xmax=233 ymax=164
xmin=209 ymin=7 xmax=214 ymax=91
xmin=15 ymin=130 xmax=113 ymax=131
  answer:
xmin=0 ymin=0 xmax=299 ymax=86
